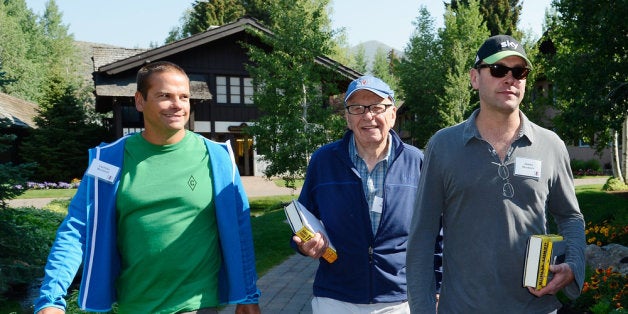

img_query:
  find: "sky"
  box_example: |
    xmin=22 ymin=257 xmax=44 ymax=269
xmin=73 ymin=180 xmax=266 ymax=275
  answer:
xmin=24 ymin=0 xmax=552 ymax=51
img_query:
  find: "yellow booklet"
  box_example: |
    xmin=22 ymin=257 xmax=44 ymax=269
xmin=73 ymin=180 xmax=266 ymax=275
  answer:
xmin=523 ymin=234 xmax=565 ymax=289
xmin=284 ymin=200 xmax=337 ymax=263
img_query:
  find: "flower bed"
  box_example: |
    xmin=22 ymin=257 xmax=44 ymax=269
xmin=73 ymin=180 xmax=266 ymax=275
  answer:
xmin=15 ymin=178 xmax=81 ymax=190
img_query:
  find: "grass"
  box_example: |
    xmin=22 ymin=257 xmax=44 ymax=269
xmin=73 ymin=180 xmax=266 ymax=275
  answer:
xmin=574 ymin=184 xmax=628 ymax=228
xmin=16 ymin=188 xmax=76 ymax=199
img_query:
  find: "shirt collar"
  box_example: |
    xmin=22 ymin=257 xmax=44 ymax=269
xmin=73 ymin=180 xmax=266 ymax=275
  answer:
xmin=463 ymin=109 xmax=533 ymax=145
xmin=349 ymin=134 xmax=394 ymax=165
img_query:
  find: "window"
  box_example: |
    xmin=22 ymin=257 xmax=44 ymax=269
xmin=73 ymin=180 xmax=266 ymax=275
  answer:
xmin=216 ymin=76 xmax=254 ymax=105
xmin=243 ymin=78 xmax=254 ymax=104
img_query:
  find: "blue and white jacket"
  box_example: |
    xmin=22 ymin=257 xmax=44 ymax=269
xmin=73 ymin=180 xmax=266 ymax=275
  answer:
xmin=34 ymin=133 xmax=260 ymax=313
xmin=296 ymin=130 xmax=440 ymax=304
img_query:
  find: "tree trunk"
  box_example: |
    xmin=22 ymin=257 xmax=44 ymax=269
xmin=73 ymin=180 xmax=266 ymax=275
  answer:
xmin=622 ymin=114 xmax=628 ymax=184
xmin=611 ymin=131 xmax=623 ymax=181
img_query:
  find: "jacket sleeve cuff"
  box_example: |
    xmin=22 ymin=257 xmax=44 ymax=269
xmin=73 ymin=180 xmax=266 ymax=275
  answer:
xmin=239 ymin=289 xmax=261 ymax=304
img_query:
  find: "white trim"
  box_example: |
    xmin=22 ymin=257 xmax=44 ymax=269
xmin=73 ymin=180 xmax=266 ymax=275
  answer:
xmin=225 ymin=139 xmax=237 ymax=181
xmin=192 ymin=121 xmax=257 ymax=133
xmin=81 ymin=147 xmax=100 ymax=309
xmin=194 ymin=121 xmax=211 ymax=133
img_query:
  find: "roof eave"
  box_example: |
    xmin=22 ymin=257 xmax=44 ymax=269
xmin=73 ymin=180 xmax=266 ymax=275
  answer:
xmin=99 ymin=17 xmax=272 ymax=75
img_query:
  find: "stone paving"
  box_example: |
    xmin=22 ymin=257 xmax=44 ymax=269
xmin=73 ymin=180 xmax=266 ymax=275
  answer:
xmin=218 ymin=254 xmax=317 ymax=314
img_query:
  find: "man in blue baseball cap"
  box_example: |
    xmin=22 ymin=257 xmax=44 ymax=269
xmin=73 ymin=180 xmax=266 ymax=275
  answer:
xmin=291 ymin=75 xmax=442 ymax=313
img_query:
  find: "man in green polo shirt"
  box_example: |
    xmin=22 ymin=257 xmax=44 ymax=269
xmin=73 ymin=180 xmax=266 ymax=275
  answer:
xmin=35 ymin=61 xmax=260 ymax=314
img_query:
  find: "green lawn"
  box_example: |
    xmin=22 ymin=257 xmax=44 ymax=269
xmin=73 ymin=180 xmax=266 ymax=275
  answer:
xmin=16 ymin=188 xmax=76 ymax=199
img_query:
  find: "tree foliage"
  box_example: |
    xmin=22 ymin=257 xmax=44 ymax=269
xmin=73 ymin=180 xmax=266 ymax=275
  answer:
xmin=396 ymin=7 xmax=445 ymax=148
xmin=166 ymin=0 xmax=280 ymax=43
xmin=396 ymin=1 xmax=488 ymax=148
xmin=0 ymin=0 xmax=45 ymax=101
xmin=19 ymin=78 xmax=110 ymax=182
xmin=245 ymin=0 xmax=345 ymax=187
xmin=351 ymin=45 xmax=368 ymax=74
xmin=371 ymin=47 xmax=398 ymax=93
xmin=545 ymin=0 xmax=628 ymax=181
xmin=438 ymin=0 xmax=488 ymax=126
xmin=0 ymin=60 xmax=16 ymax=87
xmin=166 ymin=0 xmax=246 ymax=43
xmin=451 ymin=0 xmax=522 ymax=37
xmin=0 ymin=0 xmax=103 ymax=184
xmin=545 ymin=0 xmax=627 ymax=147
xmin=0 ymin=0 xmax=82 ymax=103
xmin=0 ymin=118 xmax=35 ymax=208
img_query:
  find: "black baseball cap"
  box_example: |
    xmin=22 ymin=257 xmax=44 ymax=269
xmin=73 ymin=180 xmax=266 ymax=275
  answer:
xmin=474 ymin=35 xmax=533 ymax=69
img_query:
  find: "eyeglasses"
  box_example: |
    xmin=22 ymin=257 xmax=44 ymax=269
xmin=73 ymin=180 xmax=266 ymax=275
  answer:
xmin=475 ymin=64 xmax=531 ymax=80
xmin=497 ymin=163 xmax=515 ymax=198
xmin=345 ymin=104 xmax=393 ymax=115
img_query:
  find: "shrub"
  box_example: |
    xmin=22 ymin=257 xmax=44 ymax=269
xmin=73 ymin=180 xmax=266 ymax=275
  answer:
xmin=0 ymin=207 xmax=64 ymax=303
xmin=571 ymin=158 xmax=604 ymax=176
xmin=604 ymin=177 xmax=628 ymax=192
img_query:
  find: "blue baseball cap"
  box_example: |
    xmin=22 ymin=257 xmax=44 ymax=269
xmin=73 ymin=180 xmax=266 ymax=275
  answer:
xmin=344 ymin=75 xmax=395 ymax=104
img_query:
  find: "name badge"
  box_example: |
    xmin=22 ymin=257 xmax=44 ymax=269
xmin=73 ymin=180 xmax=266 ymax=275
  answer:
xmin=514 ymin=157 xmax=542 ymax=179
xmin=371 ymin=196 xmax=383 ymax=214
xmin=86 ymin=159 xmax=120 ymax=184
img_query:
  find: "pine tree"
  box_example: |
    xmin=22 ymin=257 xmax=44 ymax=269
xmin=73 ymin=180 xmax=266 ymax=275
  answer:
xmin=167 ymin=0 xmax=246 ymax=42
xmin=351 ymin=45 xmax=368 ymax=74
xmin=19 ymin=78 xmax=109 ymax=182
xmin=0 ymin=118 xmax=34 ymax=208
xmin=396 ymin=6 xmax=445 ymax=147
xmin=451 ymin=0 xmax=522 ymax=37
xmin=438 ymin=0 xmax=489 ymax=126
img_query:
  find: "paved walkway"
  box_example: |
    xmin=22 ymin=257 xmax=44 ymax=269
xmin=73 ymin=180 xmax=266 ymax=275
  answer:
xmin=218 ymin=254 xmax=317 ymax=314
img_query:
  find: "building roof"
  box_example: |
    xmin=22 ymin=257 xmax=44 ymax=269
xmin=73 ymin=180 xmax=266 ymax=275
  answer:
xmin=0 ymin=92 xmax=38 ymax=128
xmin=92 ymin=17 xmax=361 ymax=100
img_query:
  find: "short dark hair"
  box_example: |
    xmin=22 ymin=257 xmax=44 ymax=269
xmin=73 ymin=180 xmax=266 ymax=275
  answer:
xmin=136 ymin=61 xmax=188 ymax=99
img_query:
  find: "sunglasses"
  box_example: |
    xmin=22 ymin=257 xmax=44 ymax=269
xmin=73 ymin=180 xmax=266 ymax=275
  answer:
xmin=475 ymin=64 xmax=531 ymax=80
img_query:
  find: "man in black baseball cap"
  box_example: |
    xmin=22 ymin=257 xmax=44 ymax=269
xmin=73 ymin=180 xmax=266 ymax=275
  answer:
xmin=407 ymin=34 xmax=586 ymax=313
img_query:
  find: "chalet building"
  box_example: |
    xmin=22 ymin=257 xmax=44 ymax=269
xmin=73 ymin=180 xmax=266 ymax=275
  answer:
xmin=0 ymin=92 xmax=38 ymax=164
xmin=92 ymin=17 xmax=360 ymax=176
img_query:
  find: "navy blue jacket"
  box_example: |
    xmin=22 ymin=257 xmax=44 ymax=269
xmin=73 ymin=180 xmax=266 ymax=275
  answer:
xmin=297 ymin=130 xmax=437 ymax=304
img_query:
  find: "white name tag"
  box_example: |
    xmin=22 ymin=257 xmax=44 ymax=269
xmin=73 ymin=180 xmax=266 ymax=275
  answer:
xmin=514 ymin=157 xmax=542 ymax=179
xmin=371 ymin=196 xmax=383 ymax=214
xmin=86 ymin=159 xmax=120 ymax=184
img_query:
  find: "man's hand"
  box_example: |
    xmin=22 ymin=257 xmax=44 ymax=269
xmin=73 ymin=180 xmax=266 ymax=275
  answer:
xmin=528 ymin=263 xmax=575 ymax=297
xmin=37 ymin=307 xmax=65 ymax=314
xmin=293 ymin=233 xmax=329 ymax=259
xmin=235 ymin=303 xmax=260 ymax=314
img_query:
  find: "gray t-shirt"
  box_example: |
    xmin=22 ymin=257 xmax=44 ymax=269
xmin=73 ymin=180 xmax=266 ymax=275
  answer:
xmin=407 ymin=109 xmax=585 ymax=314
